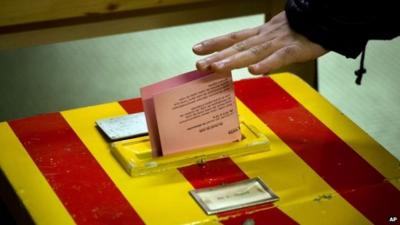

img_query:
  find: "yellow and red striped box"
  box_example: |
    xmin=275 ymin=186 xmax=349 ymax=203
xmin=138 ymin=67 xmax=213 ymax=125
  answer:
xmin=1 ymin=73 xmax=399 ymax=225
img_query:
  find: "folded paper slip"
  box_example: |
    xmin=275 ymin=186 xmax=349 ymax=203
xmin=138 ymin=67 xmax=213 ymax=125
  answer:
xmin=140 ymin=70 xmax=241 ymax=156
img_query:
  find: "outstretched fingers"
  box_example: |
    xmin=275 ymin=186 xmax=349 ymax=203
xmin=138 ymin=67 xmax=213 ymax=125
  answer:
xmin=193 ymin=11 xmax=328 ymax=75
xmin=196 ymin=33 xmax=274 ymax=71
xmin=192 ymin=27 xmax=260 ymax=55
xmin=210 ymin=41 xmax=280 ymax=72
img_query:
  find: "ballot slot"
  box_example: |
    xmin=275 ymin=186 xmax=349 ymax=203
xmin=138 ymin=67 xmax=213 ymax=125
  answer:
xmin=110 ymin=121 xmax=270 ymax=177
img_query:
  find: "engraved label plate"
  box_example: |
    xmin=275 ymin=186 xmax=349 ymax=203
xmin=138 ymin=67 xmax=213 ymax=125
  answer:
xmin=96 ymin=112 xmax=148 ymax=141
xmin=190 ymin=177 xmax=278 ymax=214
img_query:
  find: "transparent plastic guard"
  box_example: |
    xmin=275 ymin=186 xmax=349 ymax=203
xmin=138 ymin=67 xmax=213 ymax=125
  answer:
xmin=111 ymin=121 xmax=270 ymax=177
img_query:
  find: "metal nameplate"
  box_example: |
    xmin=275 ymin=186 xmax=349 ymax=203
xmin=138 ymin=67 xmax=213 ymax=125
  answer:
xmin=96 ymin=112 xmax=148 ymax=141
xmin=190 ymin=177 xmax=278 ymax=215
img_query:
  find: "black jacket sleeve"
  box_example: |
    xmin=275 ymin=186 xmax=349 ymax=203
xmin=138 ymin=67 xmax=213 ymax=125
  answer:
xmin=285 ymin=0 xmax=400 ymax=58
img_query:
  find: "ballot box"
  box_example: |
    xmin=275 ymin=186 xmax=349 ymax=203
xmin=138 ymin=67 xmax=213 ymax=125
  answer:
xmin=1 ymin=73 xmax=399 ymax=225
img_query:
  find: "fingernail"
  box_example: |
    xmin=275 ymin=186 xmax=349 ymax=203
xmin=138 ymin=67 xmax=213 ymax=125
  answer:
xmin=193 ymin=44 xmax=202 ymax=51
xmin=248 ymin=65 xmax=259 ymax=75
xmin=197 ymin=60 xmax=207 ymax=70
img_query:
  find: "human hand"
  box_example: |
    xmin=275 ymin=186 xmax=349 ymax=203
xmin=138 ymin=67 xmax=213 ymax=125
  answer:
xmin=193 ymin=11 xmax=328 ymax=75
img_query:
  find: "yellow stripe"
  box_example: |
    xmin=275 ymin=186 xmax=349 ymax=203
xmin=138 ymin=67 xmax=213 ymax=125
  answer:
xmin=271 ymin=73 xmax=400 ymax=190
xmin=61 ymin=103 xmax=219 ymax=225
xmin=0 ymin=122 xmax=76 ymax=225
xmin=234 ymin=100 xmax=371 ymax=224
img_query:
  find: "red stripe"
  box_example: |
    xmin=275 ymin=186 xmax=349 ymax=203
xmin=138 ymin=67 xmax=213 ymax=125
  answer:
xmin=9 ymin=113 xmax=145 ymax=225
xmin=119 ymin=98 xmax=143 ymax=114
xmin=179 ymin=158 xmax=298 ymax=225
xmin=120 ymin=97 xmax=297 ymax=224
xmin=234 ymin=77 xmax=400 ymax=224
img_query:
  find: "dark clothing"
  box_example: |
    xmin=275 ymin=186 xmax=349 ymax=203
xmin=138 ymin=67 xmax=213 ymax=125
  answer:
xmin=285 ymin=0 xmax=400 ymax=58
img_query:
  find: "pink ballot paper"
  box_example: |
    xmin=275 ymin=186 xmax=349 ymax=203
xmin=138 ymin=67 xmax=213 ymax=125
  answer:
xmin=140 ymin=70 xmax=241 ymax=156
